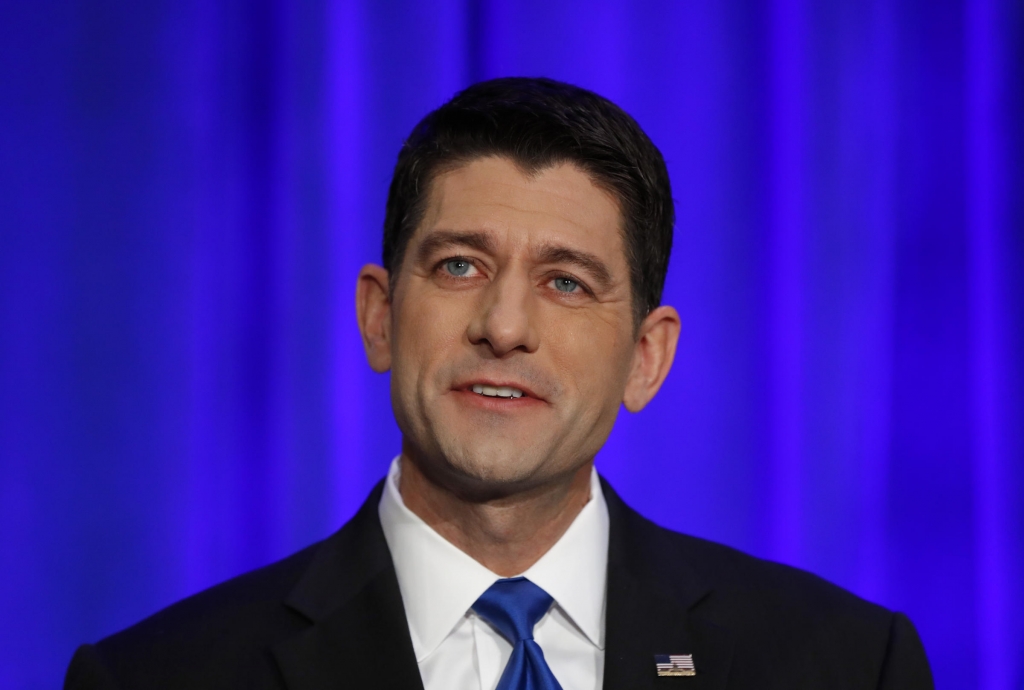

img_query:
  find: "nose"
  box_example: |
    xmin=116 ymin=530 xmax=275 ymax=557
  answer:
xmin=466 ymin=269 xmax=540 ymax=357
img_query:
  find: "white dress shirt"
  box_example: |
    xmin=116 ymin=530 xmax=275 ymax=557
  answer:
xmin=378 ymin=457 xmax=609 ymax=690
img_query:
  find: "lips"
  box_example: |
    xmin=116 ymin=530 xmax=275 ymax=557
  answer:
xmin=453 ymin=377 xmax=545 ymax=401
xmin=471 ymin=384 xmax=524 ymax=399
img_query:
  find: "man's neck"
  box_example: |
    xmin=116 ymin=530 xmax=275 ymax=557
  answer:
xmin=397 ymin=454 xmax=594 ymax=577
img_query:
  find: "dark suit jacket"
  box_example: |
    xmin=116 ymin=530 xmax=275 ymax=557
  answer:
xmin=65 ymin=478 xmax=933 ymax=689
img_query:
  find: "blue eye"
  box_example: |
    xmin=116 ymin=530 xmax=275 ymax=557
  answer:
xmin=445 ymin=259 xmax=471 ymax=276
xmin=554 ymin=277 xmax=579 ymax=293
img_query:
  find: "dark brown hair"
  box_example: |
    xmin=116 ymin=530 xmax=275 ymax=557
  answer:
xmin=382 ymin=77 xmax=674 ymax=328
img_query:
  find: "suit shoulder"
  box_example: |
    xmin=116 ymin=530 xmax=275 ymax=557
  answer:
xmin=87 ymin=541 xmax=321 ymax=685
xmin=664 ymin=523 xmax=889 ymax=621
xmin=653 ymin=525 xmax=932 ymax=686
xmin=72 ymin=485 xmax=391 ymax=689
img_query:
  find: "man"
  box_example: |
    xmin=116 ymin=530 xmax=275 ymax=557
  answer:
xmin=66 ymin=77 xmax=933 ymax=689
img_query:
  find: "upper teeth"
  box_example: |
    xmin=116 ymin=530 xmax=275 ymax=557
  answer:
xmin=472 ymin=384 xmax=524 ymax=399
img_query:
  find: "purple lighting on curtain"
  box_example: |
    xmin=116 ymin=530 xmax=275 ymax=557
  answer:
xmin=0 ymin=1 xmax=1022 ymax=688
xmin=765 ymin=0 xmax=808 ymax=566
xmin=966 ymin=1 xmax=1023 ymax=688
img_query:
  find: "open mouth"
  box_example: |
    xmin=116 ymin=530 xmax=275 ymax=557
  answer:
xmin=471 ymin=384 xmax=525 ymax=399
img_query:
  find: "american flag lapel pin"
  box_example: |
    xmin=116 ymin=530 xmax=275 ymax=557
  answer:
xmin=655 ymin=654 xmax=696 ymax=677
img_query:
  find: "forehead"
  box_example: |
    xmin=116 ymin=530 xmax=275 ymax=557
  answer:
xmin=414 ymin=156 xmax=626 ymax=261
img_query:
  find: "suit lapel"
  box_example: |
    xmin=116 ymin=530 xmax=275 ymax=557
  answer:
xmin=601 ymin=479 xmax=734 ymax=690
xmin=272 ymin=482 xmax=424 ymax=690
xmin=268 ymin=476 xmax=734 ymax=690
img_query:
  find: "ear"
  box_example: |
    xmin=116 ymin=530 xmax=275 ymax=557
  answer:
xmin=622 ymin=305 xmax=681 ymax=412
xmin=356 ymin=264 xmax=392 ymax=372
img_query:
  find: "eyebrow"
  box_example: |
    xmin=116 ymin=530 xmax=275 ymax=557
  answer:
xmin=414 ymin=230 xmax=496 ymax=265
xmin=536 ymin=244 xmax=614 ymax=291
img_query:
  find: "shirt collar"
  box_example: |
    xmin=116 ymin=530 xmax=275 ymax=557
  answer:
xmin=378 ymin=457 xmax=609 ymax=661
xmin=520 ymin=467 xmax=608 ymax=649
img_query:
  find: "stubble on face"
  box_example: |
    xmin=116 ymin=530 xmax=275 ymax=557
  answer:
xmin=387 ymin=156 xmax=638 ymax=502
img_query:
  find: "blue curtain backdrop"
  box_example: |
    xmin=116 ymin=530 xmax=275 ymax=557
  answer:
xmin=1 ymin=1 xmax=1022 ymax=688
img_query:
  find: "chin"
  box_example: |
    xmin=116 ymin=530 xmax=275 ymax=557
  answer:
xmin=432 ymin=436 xmax=558 ymax=494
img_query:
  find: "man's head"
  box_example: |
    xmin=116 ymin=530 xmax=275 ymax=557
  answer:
xmin=384 ymin=77 xmax=674 ymax=330
xmin=357 ymin=77 xmax=680 ymax=500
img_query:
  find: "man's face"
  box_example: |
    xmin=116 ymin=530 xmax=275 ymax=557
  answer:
xmin=384 ymin=156 xmax=641 ymax=495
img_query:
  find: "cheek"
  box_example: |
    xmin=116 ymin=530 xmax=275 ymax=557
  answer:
xmin=545 ymin=312 xmax=634 ymax=403
xmin=392 ymin=291 xmax=470 ymax=384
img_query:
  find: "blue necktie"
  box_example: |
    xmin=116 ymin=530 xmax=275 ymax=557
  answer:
xmin=473 ymin=577 xmax=564 ymax=690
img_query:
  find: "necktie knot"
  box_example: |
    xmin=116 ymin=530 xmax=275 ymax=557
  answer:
xmin=472 ymin=577 xmax=563 ymax=689
xmin=473 ymin=577 xmax=553 ymax=644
